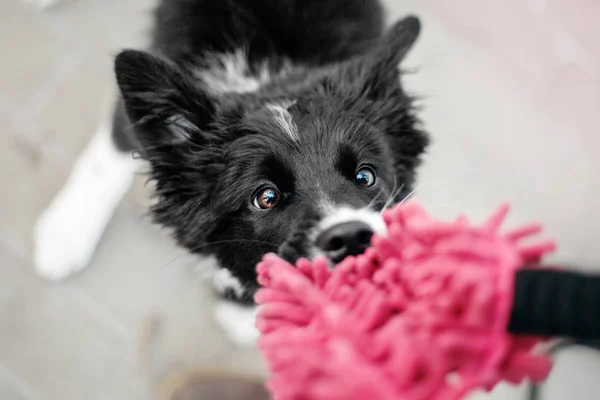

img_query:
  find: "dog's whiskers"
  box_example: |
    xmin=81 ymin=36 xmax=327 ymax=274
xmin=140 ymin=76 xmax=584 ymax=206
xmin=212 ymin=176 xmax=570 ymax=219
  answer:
xmin=379 ymin=176 xmax=397 ymax=210
xmin=366 ymin=186 xmax=386 ymax=210
xmin=387 ymin=168 xmax=496 ymax=211
xmin=395 ymin=182 xmax=424 ymax=208
xmin=381 ymin=181 xmax=405 ymax=214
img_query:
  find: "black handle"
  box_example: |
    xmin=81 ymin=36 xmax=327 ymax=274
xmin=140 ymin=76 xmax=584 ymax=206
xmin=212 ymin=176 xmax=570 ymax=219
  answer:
xmin=508 ymin=268 xmax=600 ymax=340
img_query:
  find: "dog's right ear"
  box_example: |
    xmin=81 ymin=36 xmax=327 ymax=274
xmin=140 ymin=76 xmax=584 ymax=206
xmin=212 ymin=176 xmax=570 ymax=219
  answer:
xmin=114 ymin=50 xmax=217 ymax=151
xmin=321 ymin=16 xmax=421 ymax=101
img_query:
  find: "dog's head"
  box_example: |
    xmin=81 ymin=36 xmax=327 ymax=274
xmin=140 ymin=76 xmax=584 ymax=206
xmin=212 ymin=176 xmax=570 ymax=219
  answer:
xmin=115 ymin=17 xmax=428 ymax=303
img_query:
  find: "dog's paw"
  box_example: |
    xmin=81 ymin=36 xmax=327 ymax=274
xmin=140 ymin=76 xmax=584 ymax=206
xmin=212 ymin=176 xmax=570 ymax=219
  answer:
xmin=33 ymin=201 xmax=99 ymax=281
xmin=214 ymin=302 xmax=259 ymax=346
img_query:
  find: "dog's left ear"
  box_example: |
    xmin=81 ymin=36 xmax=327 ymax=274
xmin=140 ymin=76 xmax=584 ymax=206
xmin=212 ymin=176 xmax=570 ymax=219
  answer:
xmin=114 ymin=50 xmax=217 ymax=152
xmin=336 ymin=16 xmax=421 ymax=100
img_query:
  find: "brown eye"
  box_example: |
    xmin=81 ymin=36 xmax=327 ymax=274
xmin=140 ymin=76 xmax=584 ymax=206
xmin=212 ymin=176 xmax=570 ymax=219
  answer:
xmin=253 ymin=187 xmax=281 ymax=209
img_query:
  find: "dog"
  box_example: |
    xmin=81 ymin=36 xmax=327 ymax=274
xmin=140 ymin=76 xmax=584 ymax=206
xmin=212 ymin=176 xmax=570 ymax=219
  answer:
xmin=34 ymin=0 xmax=428 ymax=344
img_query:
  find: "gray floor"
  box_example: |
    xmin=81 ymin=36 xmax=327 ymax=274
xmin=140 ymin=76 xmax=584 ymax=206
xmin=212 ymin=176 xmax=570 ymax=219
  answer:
xmin=2 ymin=1 xmax=265 ymax=399
xmin=2 ymin=0 xmax=600 ymax=399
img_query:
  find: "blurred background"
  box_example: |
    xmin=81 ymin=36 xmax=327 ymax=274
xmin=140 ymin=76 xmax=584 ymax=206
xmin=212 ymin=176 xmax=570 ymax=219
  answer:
xmin=1 ymin=0 xmax=599 ymax=399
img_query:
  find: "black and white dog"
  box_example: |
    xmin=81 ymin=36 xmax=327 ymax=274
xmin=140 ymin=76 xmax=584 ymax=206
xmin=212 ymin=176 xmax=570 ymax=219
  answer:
xmin=34 ymin=0 xmax=428 ymax=344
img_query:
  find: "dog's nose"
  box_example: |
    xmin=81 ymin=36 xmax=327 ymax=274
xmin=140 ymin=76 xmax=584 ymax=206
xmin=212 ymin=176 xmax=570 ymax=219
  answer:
xmin=316 ymin=221 xmax=374 ymax=263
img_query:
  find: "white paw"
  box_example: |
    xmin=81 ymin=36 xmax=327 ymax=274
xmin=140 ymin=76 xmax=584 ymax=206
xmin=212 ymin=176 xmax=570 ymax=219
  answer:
xmin=33 ymin=122 xmax=138 ymax=281
xmin=34 ymin=206 xmax=99 ymax=280
xmin=214 ymin=302 xmax=259 ymax=346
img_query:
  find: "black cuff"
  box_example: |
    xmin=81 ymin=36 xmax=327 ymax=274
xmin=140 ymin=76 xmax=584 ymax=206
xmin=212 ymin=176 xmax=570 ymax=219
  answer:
xmin=508 ymin=268 xmax=600 ymax=340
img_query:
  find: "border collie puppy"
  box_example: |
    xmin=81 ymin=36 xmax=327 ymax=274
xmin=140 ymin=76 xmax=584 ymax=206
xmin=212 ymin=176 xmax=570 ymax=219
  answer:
xmin=34 ymin=0 xmax=428 ymax=343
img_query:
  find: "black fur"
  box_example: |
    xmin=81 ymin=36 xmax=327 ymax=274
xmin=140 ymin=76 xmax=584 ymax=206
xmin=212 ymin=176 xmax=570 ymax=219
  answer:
xmin=113 ymin=0 xmax=429 ymax=304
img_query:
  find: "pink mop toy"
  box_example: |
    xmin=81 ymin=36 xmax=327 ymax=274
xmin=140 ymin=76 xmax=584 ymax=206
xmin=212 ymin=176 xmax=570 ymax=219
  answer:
xmin=255 ymin=202 xmax=600 ymax=400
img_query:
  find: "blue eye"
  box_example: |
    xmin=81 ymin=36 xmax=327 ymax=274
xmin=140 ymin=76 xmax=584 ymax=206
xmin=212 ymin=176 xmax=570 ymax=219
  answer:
xmin=253 ymin=187 xmax=281 ymax=209
xmin=355 ymin=166 xmax=376 ymax=187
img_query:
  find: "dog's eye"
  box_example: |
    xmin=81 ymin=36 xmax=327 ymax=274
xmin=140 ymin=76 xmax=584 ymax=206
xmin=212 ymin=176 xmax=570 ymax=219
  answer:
xmin=355 ymin=166 xmax=376 ymax=187
xmin=253 ymin=187 xmax=281 ymax=209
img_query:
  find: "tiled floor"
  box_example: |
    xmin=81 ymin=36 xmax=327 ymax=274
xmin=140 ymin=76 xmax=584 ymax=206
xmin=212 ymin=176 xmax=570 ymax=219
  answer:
xmin=2 ymin=0 xmax=599 ymax=399
xmin=2 ymin=1 xmax=265 ymax=399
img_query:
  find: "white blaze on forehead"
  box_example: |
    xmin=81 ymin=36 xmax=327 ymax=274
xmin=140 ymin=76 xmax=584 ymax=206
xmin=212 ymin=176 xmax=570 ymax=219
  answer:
xmin=267 ymin=101 xmax=299 ymax=142
xmin=195 ymin=50 xmax=271 ymax=94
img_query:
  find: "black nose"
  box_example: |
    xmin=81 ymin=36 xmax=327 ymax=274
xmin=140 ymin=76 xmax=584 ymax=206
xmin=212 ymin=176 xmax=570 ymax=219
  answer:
xmin=316 ymin=221 xmax=374 ymax=263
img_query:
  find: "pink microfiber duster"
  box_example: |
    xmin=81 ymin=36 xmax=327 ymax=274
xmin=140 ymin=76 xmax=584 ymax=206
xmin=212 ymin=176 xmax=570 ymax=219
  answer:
xmin=255 ymin=202 xmax=558 ymax=400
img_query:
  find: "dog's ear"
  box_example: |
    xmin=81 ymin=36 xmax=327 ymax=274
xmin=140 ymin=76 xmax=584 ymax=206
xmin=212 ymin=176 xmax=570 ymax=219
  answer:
xmin=329 ymin=16 xmax=421 ymax=100
xmin=361 ymin=16 xmax=420 ymax=97
xmin=318 ymin=16 xmax=427 ymax=189
xmin=114 ymin=50 xmax=217 ymax=151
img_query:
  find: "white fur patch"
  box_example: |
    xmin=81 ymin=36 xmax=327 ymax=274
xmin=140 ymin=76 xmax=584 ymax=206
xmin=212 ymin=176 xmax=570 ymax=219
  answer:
xmin=196 ymin=50 xmax=271 ymax=94
xmin=195 ymin=255 xmax=247 ymax=299
xmin=318 ymin=206 xmax=387 ymax=237
xmin=306 ymin=204 xmax=387 ymax=259
xmin=214 ymin=301 xmax=259 ymax=346
xmin=267 ymin=101 xmax=299 ymax=142
xmin=34 ymin=120 xmax=139 ymax=280
xmin=212 ymin=268 xmax=245 ymax=298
